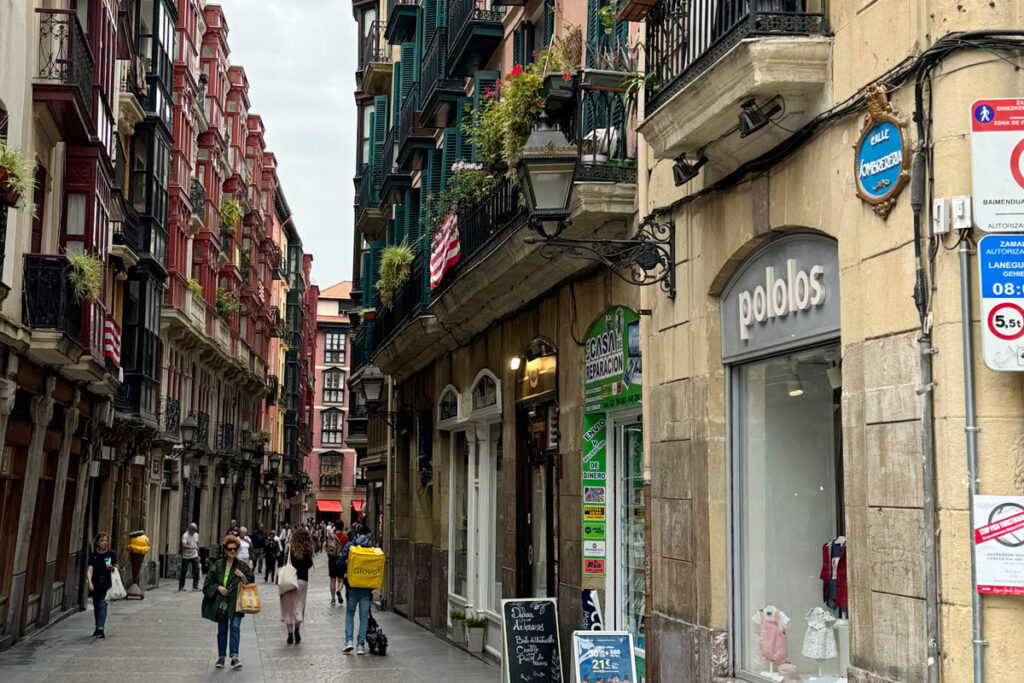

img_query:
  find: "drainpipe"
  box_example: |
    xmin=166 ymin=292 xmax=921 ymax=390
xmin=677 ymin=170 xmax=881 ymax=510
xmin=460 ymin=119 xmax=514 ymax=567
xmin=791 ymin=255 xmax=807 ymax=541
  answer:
xmin=910 ymin=146 xmax=941 ymax=683
xmin=959 ymin=236 xmax=985 ymax=682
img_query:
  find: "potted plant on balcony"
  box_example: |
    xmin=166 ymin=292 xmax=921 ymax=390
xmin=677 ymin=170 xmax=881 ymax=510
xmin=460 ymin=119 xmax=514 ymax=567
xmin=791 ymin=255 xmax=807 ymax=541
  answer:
xmin=360 ymin=307 xmax=376 ymax=323
xmin=465 ymin=615 xmax=487 ymax=653
xmin=187 ymin=278 xmax=203 ymax=298
xmin=66 ymin=252 xmax=103 ymax=302
xmin=375 ymin=243 xmax=415 ymax=309
xmin=219 ymin=199 xmax=241 ymax=235
xmin=215 ymin=287 xmax=239 ymax=320
xmin=450 ymin=609 xmax=467 ymax=644
xmin=0 ymin=138 xmax=36 ymax=216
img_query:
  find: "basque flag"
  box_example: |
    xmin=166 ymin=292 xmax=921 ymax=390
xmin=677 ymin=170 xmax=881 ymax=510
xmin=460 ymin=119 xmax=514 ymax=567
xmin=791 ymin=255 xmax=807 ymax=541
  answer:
xmin=429 ymin=207 xmax=460 ymax=290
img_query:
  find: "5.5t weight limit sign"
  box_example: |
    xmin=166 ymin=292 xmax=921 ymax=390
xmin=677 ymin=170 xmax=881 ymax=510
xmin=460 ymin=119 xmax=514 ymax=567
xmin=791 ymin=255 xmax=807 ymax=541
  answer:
xmin=979 ymin=234 xmax=1024 ymax=370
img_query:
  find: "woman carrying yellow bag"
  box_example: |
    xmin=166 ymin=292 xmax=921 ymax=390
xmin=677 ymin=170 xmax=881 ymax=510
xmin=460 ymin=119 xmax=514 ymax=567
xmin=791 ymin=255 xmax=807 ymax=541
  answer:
xmin=235 ymin=581 xmax=261 ymax=614
xmin=201 ymin=535 xmax=255 ymax=671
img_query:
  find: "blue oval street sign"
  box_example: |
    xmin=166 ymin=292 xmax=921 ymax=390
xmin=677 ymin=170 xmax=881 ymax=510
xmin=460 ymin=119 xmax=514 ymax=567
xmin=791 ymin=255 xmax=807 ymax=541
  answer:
xmin=854 ymin=85 xmax=910 ymax=219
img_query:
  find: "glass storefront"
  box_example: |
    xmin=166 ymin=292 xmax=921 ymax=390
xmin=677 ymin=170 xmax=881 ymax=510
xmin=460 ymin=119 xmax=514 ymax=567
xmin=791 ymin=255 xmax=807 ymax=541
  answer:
xmin=616 ymin=420 xmax=645 ymax=656
xmin=733 ymin=345 xmax=847 ymax=680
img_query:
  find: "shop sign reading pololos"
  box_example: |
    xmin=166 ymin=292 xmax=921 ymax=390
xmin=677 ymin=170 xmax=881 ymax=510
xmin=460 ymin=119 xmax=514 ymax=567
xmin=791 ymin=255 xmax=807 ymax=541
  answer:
xmin=721 ymin=233 xmax=840 ymax=362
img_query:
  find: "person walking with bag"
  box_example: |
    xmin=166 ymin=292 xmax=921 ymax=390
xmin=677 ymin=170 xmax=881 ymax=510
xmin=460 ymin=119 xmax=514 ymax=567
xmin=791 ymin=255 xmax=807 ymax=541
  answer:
xmin=202 ymin=535 xmax=255 ymax=671
xmin=278 ymin=526 xmax=314 ymax=644
xmin=263 ymin=530 xmax=281 ymax=583
xmin=86 ymin=532 xmax=119 ymax=638
xmin=342 ymin=523 xmax=375 ymax=654
xmin=324 ymin=526 xmax=344 ymax=605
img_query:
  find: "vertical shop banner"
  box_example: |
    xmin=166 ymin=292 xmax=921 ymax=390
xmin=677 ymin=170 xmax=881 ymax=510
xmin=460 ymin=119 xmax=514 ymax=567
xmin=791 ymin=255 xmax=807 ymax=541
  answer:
xmin=974 ymin=494 xmax=1024 ymax=594
xmin=572 ymin=631 xmax=638 ymax=683
xmin=582 ymin=307 xmax=642 ymax=577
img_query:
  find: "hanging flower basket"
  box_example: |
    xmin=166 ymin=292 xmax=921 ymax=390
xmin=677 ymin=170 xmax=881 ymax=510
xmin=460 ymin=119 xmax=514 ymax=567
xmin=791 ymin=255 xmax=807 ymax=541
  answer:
xmin=0 ymin=166 xmax=21 ymax=208
xmin=0 ymin=138 xmax=37 ymax=216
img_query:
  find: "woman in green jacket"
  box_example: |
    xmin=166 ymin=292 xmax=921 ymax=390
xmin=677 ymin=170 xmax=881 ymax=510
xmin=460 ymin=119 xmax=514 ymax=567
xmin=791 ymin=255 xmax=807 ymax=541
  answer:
xmin=202 ymin=534 xmax=255 ymax=670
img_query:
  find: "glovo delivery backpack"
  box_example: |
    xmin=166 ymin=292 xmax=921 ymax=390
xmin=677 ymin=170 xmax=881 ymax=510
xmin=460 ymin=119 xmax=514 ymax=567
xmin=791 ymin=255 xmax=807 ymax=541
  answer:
xmin=347 ymin=545 xmax=385 ymax=589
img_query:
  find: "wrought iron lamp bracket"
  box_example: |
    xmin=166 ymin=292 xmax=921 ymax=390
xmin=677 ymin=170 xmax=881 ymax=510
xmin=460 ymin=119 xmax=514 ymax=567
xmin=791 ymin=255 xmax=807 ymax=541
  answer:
xmin=525 ymin=215 xmax=676 ymax=298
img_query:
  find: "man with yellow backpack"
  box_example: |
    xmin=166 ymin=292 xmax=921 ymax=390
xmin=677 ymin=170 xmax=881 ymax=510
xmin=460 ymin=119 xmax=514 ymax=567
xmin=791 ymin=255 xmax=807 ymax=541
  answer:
xmin=340 ymin=523 xmax=384 ymax=655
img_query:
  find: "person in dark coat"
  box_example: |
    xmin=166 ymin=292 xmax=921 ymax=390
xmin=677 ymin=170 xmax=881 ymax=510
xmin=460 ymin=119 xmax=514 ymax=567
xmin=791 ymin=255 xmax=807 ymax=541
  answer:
xmin=86 ymin=532 xmax=118 ymax=638
xmin=202 ymin=534 xmax=255 ymax=670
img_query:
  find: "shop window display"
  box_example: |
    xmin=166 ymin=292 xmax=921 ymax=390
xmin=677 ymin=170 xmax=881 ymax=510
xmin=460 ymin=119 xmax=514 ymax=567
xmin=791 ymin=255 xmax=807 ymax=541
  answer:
xmin=734 ymin=345 xmax=847 ymax=682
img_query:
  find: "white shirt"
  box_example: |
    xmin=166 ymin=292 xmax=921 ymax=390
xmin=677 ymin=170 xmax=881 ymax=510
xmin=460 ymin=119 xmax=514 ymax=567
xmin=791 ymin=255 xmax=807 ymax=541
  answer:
xmin=238 ymin=536 xmax=251 ymax=562
xmin=181 ymin=531 xmax=199 ymax=559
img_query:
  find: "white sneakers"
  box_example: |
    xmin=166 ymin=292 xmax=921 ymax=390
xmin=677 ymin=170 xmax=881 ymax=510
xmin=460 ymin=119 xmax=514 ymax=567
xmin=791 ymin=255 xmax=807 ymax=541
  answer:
xmin=356 ymin=645 xmax=366 ymax=655
xmin=343 ymin=641 xmax=354 ymax=653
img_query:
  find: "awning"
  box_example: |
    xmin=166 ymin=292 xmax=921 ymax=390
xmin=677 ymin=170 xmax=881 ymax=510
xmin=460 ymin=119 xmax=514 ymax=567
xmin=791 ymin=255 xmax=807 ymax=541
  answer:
xmin=316 ymin=500 xmax=343 ymax=513
xmin=352 ymin=500 xmax=366 ymax=512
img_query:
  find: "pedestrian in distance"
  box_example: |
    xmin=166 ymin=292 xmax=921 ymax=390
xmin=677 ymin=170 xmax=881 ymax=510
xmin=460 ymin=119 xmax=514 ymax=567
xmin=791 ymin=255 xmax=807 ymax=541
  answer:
xmin=279 ymin=522 xmax=292 ymax=547
xmin=263 ymin=530 xmax=282 ymax=583
xmin=324 ymin=525 xmax=344 ymax=605
xmin=227 ymin=519 xmax=239 ymax=537
xmin=342 ymin=523 xmax=374 ymax=655
xmin=86 ymin=532 xmax=118 ymax=638
xmin=251 ymin=523 xmax=268 ymax=574
xmin=280 ymin=526 xmax=314 ymax=644
xmin=179 ymin=522 xmax=201 ymax=591
xmin=237 ymin=527 xmax=252 ymax=564
xmin=202 ymin=534 xmax=255 ymax=671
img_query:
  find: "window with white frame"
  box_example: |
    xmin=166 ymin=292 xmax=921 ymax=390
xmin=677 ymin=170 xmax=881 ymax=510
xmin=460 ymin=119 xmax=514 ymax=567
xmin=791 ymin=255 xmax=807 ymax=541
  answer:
xmin=323 ymin=369 xmax=345 ymax=404
xmin=325 ymin=331 xmax=346 ymax=363
xmin=321 ymin=408 xmax=343 ymax=445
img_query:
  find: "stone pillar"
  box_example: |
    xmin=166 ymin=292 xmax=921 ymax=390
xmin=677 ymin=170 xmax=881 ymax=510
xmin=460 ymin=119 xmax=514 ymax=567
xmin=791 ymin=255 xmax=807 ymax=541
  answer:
xmin=6 ymin=376 xmax=55 ymax=638
xmin=65 ymin=403 xmax=107 ymax=610
xmin=38 ymin=389 xmax=81 ymax=624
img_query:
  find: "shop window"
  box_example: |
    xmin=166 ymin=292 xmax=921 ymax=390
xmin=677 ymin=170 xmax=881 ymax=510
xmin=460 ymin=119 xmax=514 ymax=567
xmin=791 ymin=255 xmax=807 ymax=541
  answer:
xmin=734 ymin=345 xmax=845 ymax=678
xmin=450 ymin=431 xmax=469 ymax=598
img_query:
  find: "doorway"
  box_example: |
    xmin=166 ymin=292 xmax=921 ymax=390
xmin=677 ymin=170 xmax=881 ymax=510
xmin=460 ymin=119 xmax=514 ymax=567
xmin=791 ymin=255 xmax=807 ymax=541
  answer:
xmin=515 ymin=401 xmax=556 ymax=598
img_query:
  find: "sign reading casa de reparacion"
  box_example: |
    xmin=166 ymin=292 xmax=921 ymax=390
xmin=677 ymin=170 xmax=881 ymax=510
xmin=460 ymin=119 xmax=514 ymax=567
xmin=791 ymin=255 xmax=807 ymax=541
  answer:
xmin=854 ymin=84 xmax=910 ymax=220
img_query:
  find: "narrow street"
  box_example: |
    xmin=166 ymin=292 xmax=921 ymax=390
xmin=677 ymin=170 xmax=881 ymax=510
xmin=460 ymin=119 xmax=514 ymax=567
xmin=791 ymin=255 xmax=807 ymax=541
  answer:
xmin=0 ymin=556 xmax=497 ymax=682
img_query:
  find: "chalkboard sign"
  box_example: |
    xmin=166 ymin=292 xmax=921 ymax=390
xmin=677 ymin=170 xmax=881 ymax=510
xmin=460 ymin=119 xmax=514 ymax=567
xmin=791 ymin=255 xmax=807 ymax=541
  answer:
xmin=502 ymin=598 xmax=563 ymax=682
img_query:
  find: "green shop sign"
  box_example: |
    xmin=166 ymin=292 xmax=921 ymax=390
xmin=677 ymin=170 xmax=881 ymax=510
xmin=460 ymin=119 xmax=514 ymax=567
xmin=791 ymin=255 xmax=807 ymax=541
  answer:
xmin=581 ymin=306 xmax=642 ymax=578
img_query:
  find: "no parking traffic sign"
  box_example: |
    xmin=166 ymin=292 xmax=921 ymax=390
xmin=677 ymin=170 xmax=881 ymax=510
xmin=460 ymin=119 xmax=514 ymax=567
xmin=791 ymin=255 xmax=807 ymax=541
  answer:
xmin=979 ymin=234 xmax=1024 ymax=370
xmin=971 ymin=99 xmax=1024 ymax=232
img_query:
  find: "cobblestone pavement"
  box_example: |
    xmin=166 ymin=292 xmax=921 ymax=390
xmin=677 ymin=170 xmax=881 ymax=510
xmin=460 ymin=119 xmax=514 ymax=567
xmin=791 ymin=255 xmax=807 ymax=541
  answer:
xmin=0 ymin=554 xmax=497 ymax=682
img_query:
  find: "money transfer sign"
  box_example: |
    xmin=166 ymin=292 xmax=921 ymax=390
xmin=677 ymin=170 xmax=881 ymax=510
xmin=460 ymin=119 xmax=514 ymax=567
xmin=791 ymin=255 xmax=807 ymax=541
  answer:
xmin=572 ymin=631 xmax=638 ymax=683
xmin=974 ymin=494 xmax=1024 ymax=594
xmin=971 ymin=99 xmax=1024 ymax=232
xmin=978 ymin=234 xmax=1024 ymax=370
xmin=582 ymin=307 xmax=642 ymax=578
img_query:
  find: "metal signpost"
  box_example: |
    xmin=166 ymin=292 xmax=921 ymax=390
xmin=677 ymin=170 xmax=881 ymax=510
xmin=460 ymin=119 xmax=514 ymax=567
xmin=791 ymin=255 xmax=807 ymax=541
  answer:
xmin=970 ymin=99 xmax=1024 ymax=232
xmin=978 ymin=234 xmax=1024 ymax=370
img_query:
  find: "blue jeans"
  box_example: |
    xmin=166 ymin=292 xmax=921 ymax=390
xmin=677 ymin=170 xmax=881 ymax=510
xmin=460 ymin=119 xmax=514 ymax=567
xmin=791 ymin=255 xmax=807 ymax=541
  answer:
xmin=217 ymin=616 xmax=242 ymax=657
xmin=345 ymin=588 xmax=372 ymax=645
xmin=92 ymin=589 xmax=108 ymax=631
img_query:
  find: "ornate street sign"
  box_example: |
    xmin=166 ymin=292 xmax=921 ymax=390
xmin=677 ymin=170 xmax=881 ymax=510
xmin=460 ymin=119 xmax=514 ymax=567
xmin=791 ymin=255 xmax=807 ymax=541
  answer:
xmin=854 ymin=84 xmax=910 ymax=219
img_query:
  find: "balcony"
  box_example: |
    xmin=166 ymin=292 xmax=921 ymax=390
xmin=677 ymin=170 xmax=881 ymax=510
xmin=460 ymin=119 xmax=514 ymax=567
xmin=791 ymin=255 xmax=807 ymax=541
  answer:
xmin=116 ymin=57 xmax=146 ymax=136
xmin=33 ymin=9 xmax=94 ymax=142
xmin=217 ymin=422 xmax=235 ymax=453
xmin=350 ymin=326 xmax=374 ymax=374
xmin=639 ymin=0 xmax=829 ymax=163
xmin=372 ymin=250 xmax=430 ymax=348
xmin=570 ymin=87 xmax=637 ymax=185
xmin=378 ymin=128 xmax=411 ymax=206
xmin=160 ymin=396 xmax=181 ymax=442
xmin=447 ymin=0 xmax=504 ymax=78
xmin=358 ymin=20 xmax=392 ymax=97
xmin=22 ymin=255 xmax=84 ymax=366
xmin=396 ymin=89 xmax=433 ymax=171
xmin=355 ymin=164 xmax=388 ymax=238
xmin=346 ymin=400 xmax=369 ymax=448
xmin=384 ymin=0 xmax=419 ymax=45
xmin=419 ymin=27 xmax=464 ymax=129
xmin=320 ymin=473 xmax=343 ymax=489
xmin=195 ymin=411 xmax=211 ymax=450
xmin=189 ymin=178 xmax=205 ymax=235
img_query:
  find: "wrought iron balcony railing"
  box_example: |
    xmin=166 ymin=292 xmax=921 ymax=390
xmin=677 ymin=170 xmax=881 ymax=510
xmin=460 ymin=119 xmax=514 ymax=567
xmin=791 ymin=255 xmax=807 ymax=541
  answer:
xmin=358 ymin=20 xmax=390 ymax=72
xmin=447 ymin=0 xmax=504 ymax=76
xmin=22 ymin=254 xmax=82 ymax=341
xmin=35 ymin=9 xmax=94 ymax=119
xmin=190 ymin=177 xmax=205 ymax=216
xmin=217 ymin=422 xmax=235 ymax=452
xmin=372 ymin=251 xmax=428 ymax=347
xmin=398 ymin=88 xmax=419 ymax=154
xmin=356 ymin=163 xmax=380 ymax=213
xmin=646 ymin=0 xmax=824 ymax=111
xmin=350 ymin=325 xmax=374 ymax=372
xmin=161 ymin=397 xmax=181 ymax=439
xmin=570 ymin=87 xmax=637 ymax=184
xmin=195 ymin=411 xmax=210 ymax=449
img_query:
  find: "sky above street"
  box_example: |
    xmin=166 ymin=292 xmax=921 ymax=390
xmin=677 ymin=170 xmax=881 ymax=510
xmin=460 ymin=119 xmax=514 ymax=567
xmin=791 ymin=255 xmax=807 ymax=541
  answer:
xmin=218 ymin=0 xmax=357 ymax=289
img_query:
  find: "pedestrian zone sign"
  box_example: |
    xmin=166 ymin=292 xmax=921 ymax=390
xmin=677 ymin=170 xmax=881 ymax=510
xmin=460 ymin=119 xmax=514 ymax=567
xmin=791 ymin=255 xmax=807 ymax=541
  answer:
xmin=978 ymin=234 xmax=1024 ymax=371
xmin=974 ymin=495 xmax=1024 ymax=595
xmin=971 ymin=99 xmax=1024 ymax=232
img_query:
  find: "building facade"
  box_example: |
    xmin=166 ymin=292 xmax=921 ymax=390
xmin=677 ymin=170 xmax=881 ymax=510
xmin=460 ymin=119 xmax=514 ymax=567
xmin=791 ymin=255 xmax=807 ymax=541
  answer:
xmin=309 ymin=281 xmax=363 ymax=524
xmin=348 ymin=1 xmax=1024 ymax=682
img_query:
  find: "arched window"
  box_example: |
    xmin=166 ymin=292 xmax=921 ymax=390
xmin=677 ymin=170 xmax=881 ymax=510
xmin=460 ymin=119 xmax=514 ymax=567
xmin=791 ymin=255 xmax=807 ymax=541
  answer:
xmin=323 ymin=368 xmax=345 ymax=403
xmin=469 ymin=369 xmax=501 ymax=419
xmin=437 ymin=384 xmax=462 ymax=430
xmin=320 ymin=408 xmax=344 ymax=445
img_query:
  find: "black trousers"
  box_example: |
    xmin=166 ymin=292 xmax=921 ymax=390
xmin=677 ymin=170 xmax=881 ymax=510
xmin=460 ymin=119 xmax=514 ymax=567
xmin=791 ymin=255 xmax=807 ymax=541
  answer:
xmin=178 ymin=556 xmax=200 ymax=589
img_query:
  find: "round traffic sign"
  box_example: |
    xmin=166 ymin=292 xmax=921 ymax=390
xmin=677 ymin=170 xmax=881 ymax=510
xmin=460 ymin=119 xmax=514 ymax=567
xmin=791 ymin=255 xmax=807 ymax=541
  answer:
xmin=1012 ymin=138 xmax=1024 ymax=190
xmin=988 ymin=302 xmax=1024 ymax=340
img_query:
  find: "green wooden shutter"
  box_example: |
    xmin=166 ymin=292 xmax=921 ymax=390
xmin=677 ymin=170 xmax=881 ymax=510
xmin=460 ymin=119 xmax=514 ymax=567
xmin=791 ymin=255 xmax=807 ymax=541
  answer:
xmin=424 ymin=0 xmax=437 ymax=47
xmin=404 ymin=189 xmax=421 ymax=248
xmin=513 ymin=25 xmax=524 ymax=66
xmin=586 ymin=0 xmax=601 ymax=68
xmin=525 ymin=22 xmax=535 ymax=63
xmin=471 ymin=71 xmax=500 ymax=162
xmin=392 ymin=59 xmax=403 ymax=124
xmin=455 ymin=96 xmax=472 ymax=159
xmin=441 ymin=128 xmax=459 ymax=188
xmin=543 ymin=0 xmax=555 ymax=49
xmin=372 ymin=95 xmax=389 ymax=186
xmin=419 ymin=150 xmax=435 ymax=241
xmin=361 ymin=250 xmax=372 ymax=299
xmin=368 ymin=241 xmax=384 ymax=307
xmin=401 ymin=42 xmax=418 ymax=101
xmin=394 ymin=205 xmax=407 ymax=245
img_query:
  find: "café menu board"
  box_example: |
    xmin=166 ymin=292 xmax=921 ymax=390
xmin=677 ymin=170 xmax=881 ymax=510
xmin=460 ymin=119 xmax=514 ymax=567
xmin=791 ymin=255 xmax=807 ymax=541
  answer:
xmin=502 ymin=598 xmax=563 ymax=683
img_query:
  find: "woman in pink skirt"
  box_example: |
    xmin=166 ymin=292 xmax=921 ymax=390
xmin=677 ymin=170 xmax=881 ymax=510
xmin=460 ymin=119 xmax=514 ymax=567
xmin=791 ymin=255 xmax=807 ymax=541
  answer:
xmin=280 ymin=526 xmax=314 ymax=644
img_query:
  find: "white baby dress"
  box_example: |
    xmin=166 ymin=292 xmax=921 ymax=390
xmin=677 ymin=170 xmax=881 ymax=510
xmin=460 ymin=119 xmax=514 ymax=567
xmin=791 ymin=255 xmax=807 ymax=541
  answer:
xmin=801 ymin=607 xmax=838 ymax=660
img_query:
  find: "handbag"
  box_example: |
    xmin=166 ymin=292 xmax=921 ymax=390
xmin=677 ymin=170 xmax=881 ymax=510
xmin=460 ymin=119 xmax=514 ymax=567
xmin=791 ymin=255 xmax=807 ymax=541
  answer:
xmin=107 ymin=570 xmax=127 ymax=601
xmin=277 ymin=551 xmax=298 ymax=594
xmin=235 ymin=582 xmax=261 ymax=614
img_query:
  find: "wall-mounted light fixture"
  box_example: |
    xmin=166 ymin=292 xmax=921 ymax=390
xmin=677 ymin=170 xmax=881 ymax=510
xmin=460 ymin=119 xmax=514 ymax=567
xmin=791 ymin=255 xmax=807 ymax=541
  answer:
xmin=673 ymin=154 xmax=708 ymax=186
xmin=738 ymin=96 xmax=783 ymax=138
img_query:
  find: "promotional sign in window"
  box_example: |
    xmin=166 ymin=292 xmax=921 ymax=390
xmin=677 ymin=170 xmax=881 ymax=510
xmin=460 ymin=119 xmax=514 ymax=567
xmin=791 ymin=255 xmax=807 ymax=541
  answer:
xmin=974 ymin=494 xmax=1024 ymax=594
xmin=977 ymin=234 xmax=1024 ymax=370
xmin=572 ymin=631 xmax=638 ymax=683
xmin=970 ymin=99 xmax=1024 ymax=233
xmin=582 ymin=307 xmax=641 ymax=577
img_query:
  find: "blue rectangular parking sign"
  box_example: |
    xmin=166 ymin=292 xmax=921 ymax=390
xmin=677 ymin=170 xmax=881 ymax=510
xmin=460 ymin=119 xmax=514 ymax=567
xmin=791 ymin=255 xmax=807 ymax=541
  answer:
xmin=572 ymin=631 xmax=637 ymax=683
xmin=978 ymin=234 xmax=1024 ymax=370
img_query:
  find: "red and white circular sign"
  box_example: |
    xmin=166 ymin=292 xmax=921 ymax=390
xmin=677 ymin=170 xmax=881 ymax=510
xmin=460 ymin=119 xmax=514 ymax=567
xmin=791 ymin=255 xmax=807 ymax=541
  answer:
xmin=988 ymin=302 xmax=1024 ymax=341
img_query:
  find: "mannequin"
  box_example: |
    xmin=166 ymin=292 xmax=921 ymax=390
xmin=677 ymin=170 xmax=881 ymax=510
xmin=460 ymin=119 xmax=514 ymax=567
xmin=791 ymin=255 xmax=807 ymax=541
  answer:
xmin=820 ymin=537 xmax=847 ymax=616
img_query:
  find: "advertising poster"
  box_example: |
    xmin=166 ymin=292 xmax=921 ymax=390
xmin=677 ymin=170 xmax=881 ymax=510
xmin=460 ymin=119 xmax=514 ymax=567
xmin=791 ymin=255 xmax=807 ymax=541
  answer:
xmin=582 ymin=307 xmax=642 ymax=577
xmin=572 ymin=631 xmax=637 ymax=683
xmin=974 ymin=494 xmax=1024 ymax=594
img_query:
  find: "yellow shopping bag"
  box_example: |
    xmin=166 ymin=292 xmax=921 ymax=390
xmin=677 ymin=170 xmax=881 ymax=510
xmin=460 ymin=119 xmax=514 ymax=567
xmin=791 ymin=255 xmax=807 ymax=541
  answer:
xmin=346 ymin=546 xmax=385 ymax=589
xmin=235 ymin=582 xmax=261 ymax=614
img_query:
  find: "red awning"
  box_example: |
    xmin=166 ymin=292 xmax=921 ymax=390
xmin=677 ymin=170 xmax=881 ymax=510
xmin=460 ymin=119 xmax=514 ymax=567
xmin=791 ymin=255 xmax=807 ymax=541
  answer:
xmin=316 ymin=500 xmax=343 ymax=513
xmin=352 ymin=500 xmax=366 ymax=512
